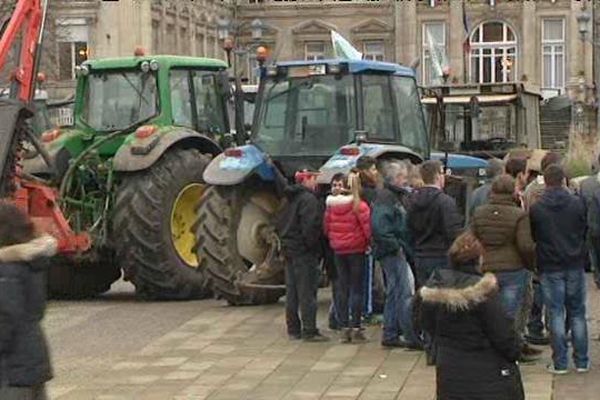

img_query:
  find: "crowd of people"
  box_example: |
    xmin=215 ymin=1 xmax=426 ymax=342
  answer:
xmin=276 ymin=151 xmax=597 ymax=399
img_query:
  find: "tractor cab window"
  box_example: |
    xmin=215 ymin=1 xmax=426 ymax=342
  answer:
xmin=254 ymin=74 xmax=355 ymax=156
xmin=192 ymin=71 xmax=226 ymax=135
xmin=170 ymin=70 xmax=193 ymax=128
xmin=82 ymin=70 xmax=158 ymax=131
xmin=392 ymin=76 xmax=428 ymax=155
xmin=362 ymin=75 xmax=395 ymax=141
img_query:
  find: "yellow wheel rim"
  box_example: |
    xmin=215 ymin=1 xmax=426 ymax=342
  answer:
xmin=170 ymin=183 xmax=205 ymax=268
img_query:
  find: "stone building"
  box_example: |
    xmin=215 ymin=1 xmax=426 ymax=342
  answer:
xmin=44 ymin=0 xmax=595 ymax=106
xmin=238 ymin=0 xmax=594 ymax=101
xmin=46 ymin=0 xmax=233 ymax=99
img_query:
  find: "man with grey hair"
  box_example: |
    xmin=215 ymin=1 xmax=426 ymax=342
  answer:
xmin=372 ymin=160 xmax=421 ymax=348
xmin=468 ymin=158 xmax=505 ymax=216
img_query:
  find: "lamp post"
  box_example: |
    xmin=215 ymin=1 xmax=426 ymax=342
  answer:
xmin=217 ymin=17 xmax=265 ymax=144
xmin=576 ymin=5 xmax=598 ymax=133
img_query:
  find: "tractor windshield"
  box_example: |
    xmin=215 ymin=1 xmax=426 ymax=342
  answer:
xmin=254 ymin=72 xmax=428 ymax=157
xmin=254 ymin=74 xmax=356 ymax=156
xmin=82 ymin=71 xmax=158 ymax=131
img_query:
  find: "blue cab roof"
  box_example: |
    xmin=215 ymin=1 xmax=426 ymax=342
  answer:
xmin=275 ymin=59 xmax=416 ymax=77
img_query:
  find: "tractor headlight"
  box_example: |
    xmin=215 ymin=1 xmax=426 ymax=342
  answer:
xmin=149 ymin=59 xmax=159 ymax=71
xmin=140 ymin=61 xmax=150 ymax=73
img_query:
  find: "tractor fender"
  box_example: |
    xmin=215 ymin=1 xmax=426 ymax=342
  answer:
xmin=318 ymin=143 xmax=424 ymax=184
xmin=112 ymin=129 xmax=222 ymax=172
xmin=203 ymin=144 xmax=275 ymax=186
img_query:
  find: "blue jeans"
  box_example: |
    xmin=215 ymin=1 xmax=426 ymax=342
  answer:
xmin=362 ymin=252 xmax=374 ymax=317
xmin=541 ymin=269 xmax=589 ymax=370
xmin=495 ymin=269 xmax=531 ymax=322
xmin=527 ymin=279 xmax=545 ymax=336
xmin=335 ymin=253 xmax=366 ymax=329
xmin=414 ymin=256 xmax=448 ymax=289
xmin=381 ymin=254 xmax=419 ymax=344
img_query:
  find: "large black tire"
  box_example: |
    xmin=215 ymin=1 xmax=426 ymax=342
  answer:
xmin=195 ymin=186 xmax=284 ymax=305
xmin=48 ymin=257 xmax=121 ymax=299
xmin=112 ymin=148 xmax=212 ymax=300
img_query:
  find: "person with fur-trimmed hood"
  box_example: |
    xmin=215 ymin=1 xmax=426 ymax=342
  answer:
xmin=0 ymin=202 xmax=57 ymax=400
xmin=416 ymin=232 xmax=524 ymax=400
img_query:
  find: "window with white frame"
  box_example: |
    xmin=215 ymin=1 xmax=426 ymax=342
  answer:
xmin=422 ymin=22 xmax=446 ymax=85
xmin=542 ymin=18 xmax=565 ymax=93
xmin=363 ymin=41 xmax=385 ymax=61
xmin=56 ymin=18 xmax=89 ymax=80
xmin=469 ymin=21 xmax=517 ymax=84
xmin=305 ymin=42 xmax=326 ymax=61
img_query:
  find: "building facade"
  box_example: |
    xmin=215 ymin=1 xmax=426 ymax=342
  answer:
xmin=239 ymin=0 xmax=594 ymax=101
xmin=45 ymin=0 xmax=594 ymax=105
xmin=46 ymin=0 xmax=233 ymax=99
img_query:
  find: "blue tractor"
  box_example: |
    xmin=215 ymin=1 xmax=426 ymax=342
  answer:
xmin=194 ymin=59 xmax=431 ymax=305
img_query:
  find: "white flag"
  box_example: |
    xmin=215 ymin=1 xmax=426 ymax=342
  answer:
xmin=331 ymin=30 xmax=363 ymax=60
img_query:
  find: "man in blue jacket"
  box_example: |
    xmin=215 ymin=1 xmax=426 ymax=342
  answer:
xmin=530 ymin=164 xmax=589 ymax=374
xmin=372 ymin=161 xmax=421 ymax=349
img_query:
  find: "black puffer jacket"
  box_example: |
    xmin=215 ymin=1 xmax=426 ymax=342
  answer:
xmin=0 ymin=235 xmax=57 ymax=386
xmin=417 ymin=266 xmax=523 ymax=400
xmin=276 ymin=185 xmax=323 ymax=260
xmin=407 ymin=186 xmax=463 ymax=258
xmin=530 ymin=187 xmax=587 ymax=272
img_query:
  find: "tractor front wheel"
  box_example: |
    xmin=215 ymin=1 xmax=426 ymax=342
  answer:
xmin=112 ymin=148 xmax=212 ymax=300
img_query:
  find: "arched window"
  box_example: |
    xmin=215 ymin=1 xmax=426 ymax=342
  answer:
xmin=469 ymin=21 xmax=517 ymax=83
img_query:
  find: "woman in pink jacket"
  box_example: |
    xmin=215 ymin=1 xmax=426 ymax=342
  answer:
xmin=324 ymin=172 xmax=372 ymax=343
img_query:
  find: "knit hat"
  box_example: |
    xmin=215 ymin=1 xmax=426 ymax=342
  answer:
xmin=448 ymin=231 xmax=484 ymax=266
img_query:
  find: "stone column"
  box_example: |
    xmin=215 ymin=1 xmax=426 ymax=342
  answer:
xmin=521 ymin=0 xmax=535 ymax=84
xmin=449 ymin=1 xmax=464 ymax=83
xmin=394 ymin=0 xmax=417 ymax=65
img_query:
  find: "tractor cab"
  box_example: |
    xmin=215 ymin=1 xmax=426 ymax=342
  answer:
xmin=251 ymin=59 xmax=429 ymax=178
xmin=421 ymin=82 xmax=542 ymax=159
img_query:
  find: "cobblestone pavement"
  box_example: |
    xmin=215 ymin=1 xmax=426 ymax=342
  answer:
xmin=44 ymin=277 xmax=600 ymax=400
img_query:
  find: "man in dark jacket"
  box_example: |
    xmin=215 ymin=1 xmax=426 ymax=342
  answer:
xmin=355 ymin=156 xmax=380 ymax=320
xmin=408 ymin=160 xmax=463 ymax=288
xmin=530 ymin=164 xmax=589 ymax=374
xmin=373 ymin=161 xmax=420 ymax=348
xmin=578 ymin=154 xmax=600 ymax=289
xmin=0 ymin=203 xmax=57 ymax=400
xmin=276 ymin=170 xmax=329 ymax=342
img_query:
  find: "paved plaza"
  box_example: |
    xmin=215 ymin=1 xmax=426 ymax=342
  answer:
xmin=45 ymin=278 xmax=600 ymax=400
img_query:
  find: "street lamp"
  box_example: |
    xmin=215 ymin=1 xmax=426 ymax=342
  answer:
xmin=216 ymin=16 xmax=266 ymax=144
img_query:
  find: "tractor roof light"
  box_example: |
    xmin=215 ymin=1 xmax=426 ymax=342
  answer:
xmin=149 ymin=59 xmax=159 ymax=71
xmin=75 ymin=65 xmax=90 ymax=78
xmin=134 ymin=125 xmax=157 ymax=139
xmin=41 ymin=128 xmax=61 ymax=143
xmin=140 ymin=61 xmax=150 ymax=73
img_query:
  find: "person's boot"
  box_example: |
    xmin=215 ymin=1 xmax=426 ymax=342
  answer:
xmin=519 ymin=343 xmax=542 ymax=363
xmin=352 ymin=328 xmax=367 ymax=343
xmin=303 ymin=331 xmax=330 ymax=343
xmin=340 ymin=328 xmax=352 ymax=344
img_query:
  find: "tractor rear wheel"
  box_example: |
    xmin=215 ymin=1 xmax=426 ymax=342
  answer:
xmin=48 ymin=257 xmax=121 ymax=299
xmin=112 ymin=148 xmax=212 ymax=300
xmin=195 ymin=186 xmax=285 ymax=305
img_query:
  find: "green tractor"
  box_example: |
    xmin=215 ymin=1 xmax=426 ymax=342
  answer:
xmin=25 ymin=55 xmax=231 ymax=299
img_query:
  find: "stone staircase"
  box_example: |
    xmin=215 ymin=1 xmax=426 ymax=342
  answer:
xmin=540 ymin=97 xmax=571 ymax=150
